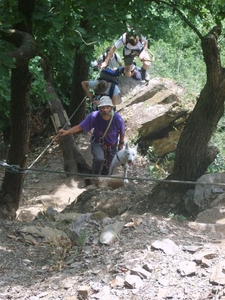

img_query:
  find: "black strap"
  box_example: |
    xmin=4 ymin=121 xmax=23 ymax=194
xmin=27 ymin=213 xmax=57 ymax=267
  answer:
xmin=91 ymin=82 xmax=115 ymax=112
xmin=102 ymin=52 xmax=106 ymax=62
xmin=109 ymin=82 xmax=116 ymax=98
xmin=116 ymin=153 xmax=125 ymax=166
xmin=114 ymin=53 xmax=118 ymax=63
xmin=116 ymin=153 xmax=121 ymax=162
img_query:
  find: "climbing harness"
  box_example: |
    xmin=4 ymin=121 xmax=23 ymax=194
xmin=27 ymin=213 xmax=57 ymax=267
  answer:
xmin=101 ymin=111 xmax=115 ymax=166
xmin=91 ymin=110 xmax=115 ymax=166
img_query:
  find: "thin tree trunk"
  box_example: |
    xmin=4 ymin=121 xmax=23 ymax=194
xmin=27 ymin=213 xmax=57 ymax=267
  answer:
xmin=47 ymin=83 xmax=92 ymax=174
xmin=70 ymin=19 xmax=93 ymax=126
xmin=147 ymin=26 xmax=225 ymax=215
xmin=40 ymin=53 xmax=92 ymax=174
xmin=0 ymin=30 xmax=37 ymax=219
xmin=70 ymin=51 xmax=90 ymax=126
xmin=172 ymin=27 xmax=225 ymax=183
xmin=0 ymin=0 xmax=37 ymax=219
xmin=1 ymin=66 xmax=31 ymax=218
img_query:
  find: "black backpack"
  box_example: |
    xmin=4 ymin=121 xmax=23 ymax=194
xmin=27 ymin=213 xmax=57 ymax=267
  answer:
xmin=91 ymin=81 xmax=116 ymax=112
xmin=91 ymin=68 xmax=121 ymax=111
xmin=98 ymin=68 xmax=120 ymax=84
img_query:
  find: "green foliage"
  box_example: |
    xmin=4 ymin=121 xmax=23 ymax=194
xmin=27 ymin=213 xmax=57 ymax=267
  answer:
xmin=148 ymin=164 xmax=165 ymax=179
xmin=168 ymin=212 xmax=187 ymax=222
xmin=1 ymin=0 xmax=225 ymax=172
xmin=207 ymin=153 xmax=225 ymax=173
xmin=0 ymin=33 xmax=16 ymax=77
xmin=147 ymin=147 xmax=175 ymax=179
xmin=208 ymin=117 xmax=225 ymax=173
xmin=0 ymin=52 xmax=16 ymax=76
xmin=148 ymin=16 xmax=206 ymax=96
xmin=0 ymin=42 xmax=12 ymax=131
xmin=77 ymin=229 xmax=87 ymax=247
xmin=29 ymin=57 xmax=50 ymax=108
xmin=0 ymin=75 xmax=10 ymax=132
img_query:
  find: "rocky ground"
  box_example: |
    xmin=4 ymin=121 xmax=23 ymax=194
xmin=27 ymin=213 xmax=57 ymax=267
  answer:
xmin=1 ymin=133 xmax=225 ymax=300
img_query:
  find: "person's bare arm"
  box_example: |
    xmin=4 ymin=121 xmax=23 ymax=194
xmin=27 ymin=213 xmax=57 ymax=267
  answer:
xmin=139 ymin=38 xmax=150 ymax=64
xmin=118 ymin=133 xmax=125 ymax=150
xmin=112 ymin=94 xmax=118 ymax=107
xmin=81 ymin=81 xmax=93 ymax=100
xmin=59 ymin=125 xmax=82 ymax=136
xmin=101 ymin=46 xmax=116 ymax=68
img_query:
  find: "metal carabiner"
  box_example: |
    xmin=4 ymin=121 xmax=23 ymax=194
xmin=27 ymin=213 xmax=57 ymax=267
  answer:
xmin=98 ymin=137 xmax=104 ymax=145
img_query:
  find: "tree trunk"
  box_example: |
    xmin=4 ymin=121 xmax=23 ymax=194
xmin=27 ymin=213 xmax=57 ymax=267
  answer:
xmin=0 ymin=0 xmax=37 ymax=219
xmin=47 ymin=83 xmax=92 ymax=174
xmin=147 ymin=26 xmax=225 ymax=215
xmin=40 ymin=53 xmax=92 ymax=174
xmin=70 ymin=51 xmax=90 ymax=126
xmin=0 ymin=30 xmax=37 ymax=219
xmin=1 ymin=66 xmax=31 ymax=218
xmin=70 ymin=19 xmax=93 ymax=126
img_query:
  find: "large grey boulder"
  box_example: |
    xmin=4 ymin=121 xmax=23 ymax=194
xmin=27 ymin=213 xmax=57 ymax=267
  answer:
xmin=184 ymin=173 xmax=225 ymax=222
xmin=117 ymin=76 xmax=190 ymax=156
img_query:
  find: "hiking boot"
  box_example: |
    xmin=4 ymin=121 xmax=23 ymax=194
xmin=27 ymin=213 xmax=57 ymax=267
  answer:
xmin=141 ymin=68 xmax=150 ymax=82
xmin=145 ymin=71 xmax=150 ymax=82
xmin=101 ymin=166 xmax=109 ymax=175
xmin=141 ymin=68 xmax=146 ymax=81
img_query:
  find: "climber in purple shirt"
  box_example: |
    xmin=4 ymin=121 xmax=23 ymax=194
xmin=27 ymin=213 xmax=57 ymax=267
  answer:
xmin=59 ymin=96 xmax=125 ymax=175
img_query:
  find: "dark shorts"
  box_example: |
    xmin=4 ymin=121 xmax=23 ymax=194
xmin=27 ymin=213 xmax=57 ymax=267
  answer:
xmin=124 ymin=55 xmax=135 ymax=66
xmin=123 ymin=48 xmax=143 ymax=66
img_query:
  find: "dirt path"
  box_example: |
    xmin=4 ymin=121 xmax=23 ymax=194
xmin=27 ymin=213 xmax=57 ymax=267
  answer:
xmin=1 ymin=134 xmax=225 ymax=299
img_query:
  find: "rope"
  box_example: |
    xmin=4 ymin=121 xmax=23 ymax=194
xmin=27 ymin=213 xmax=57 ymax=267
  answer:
xmin=141 ymin=49 xmax=155 ymax=62
xmin=0 ymin=161 xmax=27 ymax=174
xmin=1 ymin=161 xmax=225 ymax=187
xmin=147 ymin=49 xmax=155 ymax=62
